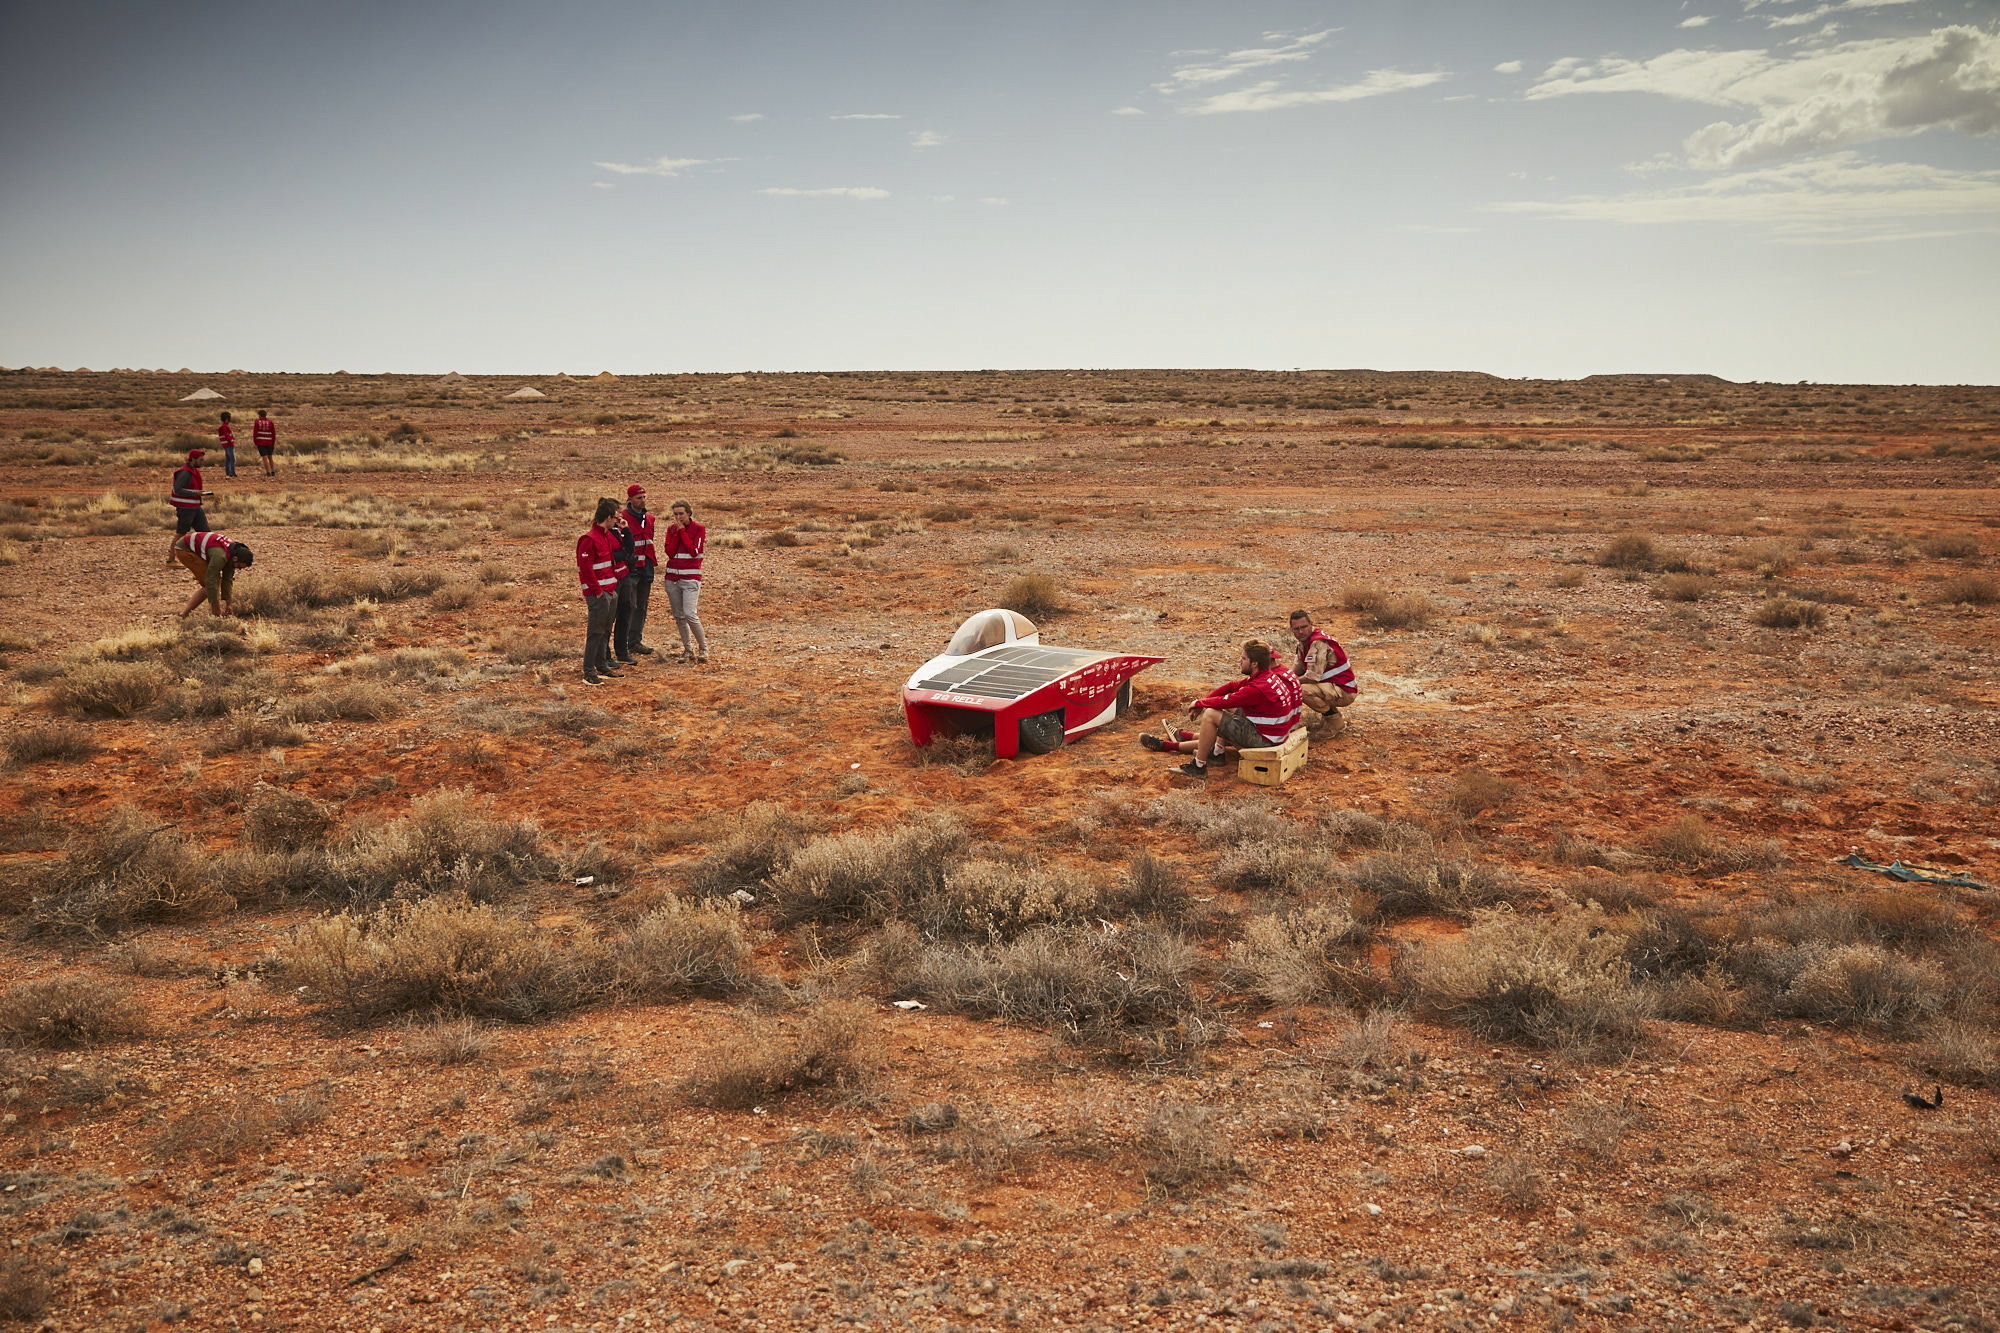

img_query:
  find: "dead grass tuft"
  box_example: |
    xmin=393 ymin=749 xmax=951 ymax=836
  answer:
xmin=1408 ymin=904 xmax=1648 ymax=1060
xmin=1918 ymin=532 xmax=1981 ymax=559
xmin=681 ymin=802 xmax=820 ymax=898
xmin=609 ymin=895 xmax=757 ymax=999
xmin=1342 ymin=854 xmax=1512 ymax=919
xmin=763 ymin=815 xmax=970 ymax=931
xmin=1935 ymin=573 xmax=1998 ymax=606
xmin=1634 ymin=816 xmax=1786 ymax=876
xmin=999 ymin=572 xmax=1068 ymax=618
xmin=1439 ymin=769 xmax=1517 ymax=818
xmin=5 ymin=722 xmax=100 ymax=765
xmin=0 ymin=1257 xmax=56 ymax=1323
xmin=1227 ymin=903 xmax=1379 ymax=1006
xmin=680 ymin=1000 xmax=873 ymax=1108
xmin=25 ymin=807 xmax=231 ymax=937
xmin=242 ymin=785 xmax=335 ymax=852
xmin=48 ymin=660 xmax=175 ymax=717
xmin=1596 ymin=533 xmax=1658 ymax=570
xmin=149 ymin=1086 xmax=332 ymax=1164
xmin=0 ymin=973 xmax=147 ymax=1047
xmin=1342 ymin=588 xmax=1438 ymax=630
xmin=1139 ymin=1105 xmax=1244 ymax=1193
xmin=281 ymin=682 xmax=405 ymax=723
xmin=1655 ymin=573 xmax=1717 ymax=602
xmin=1754 ymin=597 xmax=1826 ymax=629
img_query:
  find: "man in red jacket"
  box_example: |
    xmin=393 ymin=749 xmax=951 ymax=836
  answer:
xmin=576 ymin=498 xmax=624 ymax=684
xmin=1289 ymin=609 xmax=1359 ymax=732
xmin=252 ymin=409 xmax=278 ymax=477
xmin=1144 ymin=639 xmax=1302 ymax=778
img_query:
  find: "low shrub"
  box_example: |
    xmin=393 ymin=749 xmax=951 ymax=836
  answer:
xmin=316 ymin=791 xmax=553 ymax=906
xmin=235 ymin=568 xmax=445 ymax=619
xmin=0 ymin=1257 xmax=55 ymax=1323
xmin=278 ymin=893 xmax=609 ymax=1025
xmin=1935 ymin=574 xmax=1998 ymax=606
xmin=1227 ymin=903 xmax=1378 ymax=1006
xmin=5 ymin=722 xmax=100 ymax=764
xmin=1634 ymin=816 xmax=1786 ymax=876
xmin=1361 ymin=592 xmax=1438 ymax=631
xmin=681 ymin=802 xmax=819 ymax=898
xmin=1139 ymin=1105 xmax=1243 ymax=1193
xmin=1342 ymin=854 xmax=1511 ymax=918
xmin=149 ymin=1087 xmax=332 ymax=1163
xmin=25 ymin=807 xmax=231 ymax=936
xmin=1105 ymin=850 xmax=1195 ymax=925
xmin=1440 ymin=769 xmax=1517 ymax=818
xmin=679 ymin=1000 xmax=873 ymax=1108
xmin=999 ymin=573 xmax=1067 ymax=618
xmin=931 ymin=859 xmax=1101 ymax=938
xmin=610 ymin=896 xmax=756 ymax=999
xmin=1754 ymin=597 xmax=1826 ymax=630
xmin=1596 ymin=534 xmax=1657 ymax=570
xmin=1919 ymin=532 xmax=1980 ymax=559
xmin=242 ymin=785 xmax=335 ymax=852
xmin=1655 ymin=573 xmax=1717 ymax=602
xmin=1772 ymin=944 xmax=1947 ymax=1036
xmin=281 ymin=682 xmax=404 ymax=723
xmin=49 ymin=660 xmax=175 ymax=717
xmin=763 ymin=815 xmax=969 ymax=930
xmin=0 ymin=974 xmax=147 ymax=1047
xmin=1408 ymin=904 xmax=1648 ymax=1060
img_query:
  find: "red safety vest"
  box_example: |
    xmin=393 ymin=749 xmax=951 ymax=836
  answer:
xmin=576 ymin=526 xmax=621 ymax=597
xmin=1197 ymin=667 xmax=1302 ymax=744
xmin=622 ymin=507 xmax=656 ymax=570
xmin=661 ymin=521 xmax=705 ymax=581
xmin=169 ymin=465 xmax=204 ymax=509
xmin=253 ymin=418 xmax=276 ymax=446
xmin=180 ymin=531 xmax=234 ymax=560
xmin=1296 ymin=630 xmax=1357 ymax=692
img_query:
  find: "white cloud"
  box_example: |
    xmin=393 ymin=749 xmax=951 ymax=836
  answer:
xmin=1527 ymin=24 xmax=2000 ymax=168
xmin=1762 ymin=0 xmax=1919 ymax=29
xmin=979 ymin=197 xmax=1009 ymax=206
xmin=910 ymin=130 xmax=946 ymax=149
xmin=591 ymin=182 xmax=615 ymax=190
xmin=759 ymin=186 xmax=890 ymax=199
xmin=1494 ymin=60 xmax=1524 ymax=74
xmin=729 ymin=113 xmax=765 ymax=123
xmin=831 ymin=112 xmax=901 ymax=120
xmin=1486 ymin=151 xmax=2000 ymax=240
xmin=593 ymin=155 xmax=727 ymax=178
xmin=1155 ymin=29 xmax=1338 ymax=93
xmin=1110 ymin=105 xmax=1146 ymax=116
xmin=1185 ymin=68 xmax=1449 ymax=114
xmin=1679 ymin=16 xmax=1713 ymax=29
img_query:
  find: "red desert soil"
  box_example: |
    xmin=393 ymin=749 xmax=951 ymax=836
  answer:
xmin=0 ymin=368 xmax=1996 ymax=1331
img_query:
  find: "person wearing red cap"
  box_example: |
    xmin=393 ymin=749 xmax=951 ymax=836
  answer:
xmin=167 ymin=448 xmax=212 ymax=563
xmin=617 ymin=484 xmax=658 ymax=658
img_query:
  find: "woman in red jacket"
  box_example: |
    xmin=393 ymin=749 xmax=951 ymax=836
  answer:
xmin=660 ymin=499 xmax=708 ymax=664
xmin=1144 ymin=639 xmax=1302 ymax=778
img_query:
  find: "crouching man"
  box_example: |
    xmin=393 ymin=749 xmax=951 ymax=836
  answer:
xmin=1143 ymin=638 xmax=1301 ymax=778
xmin=1289 ymin=608 xmax=1357 ymax=731
xmin=173 ymin=530 xmax=254 ymax=618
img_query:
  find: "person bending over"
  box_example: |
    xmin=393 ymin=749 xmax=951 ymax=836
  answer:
xmin=1143 ymin=638 xmax=1301 ymax=778
xmin=1289 ymin=608 xmax=1358 ymax=731
xmin=173 ymin=530 xmax=253 ymax=618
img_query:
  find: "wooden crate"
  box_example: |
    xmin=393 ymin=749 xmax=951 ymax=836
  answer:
xmin=1237 ymin=727 xmax=1309 ymax=785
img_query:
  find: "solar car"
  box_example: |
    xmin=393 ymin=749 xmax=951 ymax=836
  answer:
xmin=902 ymin=609 xmax=1163 ymax=758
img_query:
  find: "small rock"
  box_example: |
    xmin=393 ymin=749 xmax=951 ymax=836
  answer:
xmin=721 ymin=1259 xmax=749 ymax=1277
xmin=246 ymin=1257 xmax=264 ymax=1276
xmin=1362 ymin=1203 xmax=1383 ymax=1217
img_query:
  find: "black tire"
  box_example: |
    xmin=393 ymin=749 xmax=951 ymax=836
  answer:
xmin=1017 ymin=709 xmax=1066 ymax=755
xmin=1115 ymin=678 xmax=1132 ymax=717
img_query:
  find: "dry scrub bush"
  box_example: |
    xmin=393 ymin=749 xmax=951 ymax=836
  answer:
xmin=1754 ymin=596 xmax=1826 ymax=629
xmin=1227 ymin=903 xmax=1378 ymax=1006
xmin=680 ymin=1000 xmax=873 ymax=1109
xmin=1935 ymin=573 xmax=1998 ymax=606
xmin=281 ymin=682 xmax=404 ymax=723
xmin=25 ymin=807 xmax=232 ymax=937
xmin=1408 ymin=905 xmax=1647 ymax=1060
xmin=1145 ymin=790 xmax=1293 ymax=848
xmin=1596 ymin=534 xmax=1657 ymax=570
xmin=1355 ymin=591 xmax=1438 ymax=630
xmin=4 ymin=722 xmax=99 ymax=765
xmin=0 ymin=974 xmax=146 ymax=1047
xmin=682 ymin=802 xmax=819 ymax=898
xmin=235 ymin=567 xmax=444 ymax=619
xmin=1634 ymin=816 xmax=1785 ymax=876
xmin=906 ymin=925 xmax=1212 ymax=1064
xmin=1767 ymin=944 xmax=1949 ymax=1036
xmin=999 ymin=573 xmax=1067 ymax=618
xmin=149 ymin=1087 xmax=331 ymax=1164
xmin=279 ymin=893 xmax=610 ymax=1025
xmin=1440 ymin=769 xmax=1517 ymax=818
xmin=1106 ymin=850 xmax=1196 ymax=926
xmin=1139 ymin=1105 xmax=1244 ymax=1193
xmin=1915 ymin=1019 xmax=1999 ymax=1089
xmin=242 ymin=785 xmax=335 ymax=852
xmin=404 ymin=1016 xmax=495 ymax=1066
xmin=763 ymin=815 xmax=969 ymax=931
xmin=0 ymin=1257 xmax=55 ymax=1323
xmin=314 ymin=791 xmax=552 ymax=906
xmin=934 ymin=860 xmax=1101 ymax=938
xmin=1655 ymin=573 xmax=1717 ymax=602
xmin=49 ymin=660 xmax=175 ymax=717
xmin=1919 ymin=532 xmax=1981 ymax=559
xmin=1342 ymin=854 xmax=1512 ymax=919
xmin=502 ymin=633 xmax=570 ymax=664
xmin=609 ymin=896 xmax=755 ymax=999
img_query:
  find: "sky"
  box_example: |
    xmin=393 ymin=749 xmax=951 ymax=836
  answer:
xmin=1 ymin=0 xmax=1997 ymax=382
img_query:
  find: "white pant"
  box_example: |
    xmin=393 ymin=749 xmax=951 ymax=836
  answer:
xmin=664 ymin=579 xmax=706 ymax=653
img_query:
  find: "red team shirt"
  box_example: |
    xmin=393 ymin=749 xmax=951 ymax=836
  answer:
xmin=1196 ymin=666 xmax=1303 ymax=744
xmin=661 ymin=521 xmax=705 ymax=581
xmin=253 ymin=418 xmax=276 ymax=449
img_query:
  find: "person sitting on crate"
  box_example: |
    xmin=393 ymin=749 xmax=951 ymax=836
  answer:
xmin=1288 ymin=608 xmax=1358 ymax=732
xmin=1143 ymin=639 xmax=1301 ymax=779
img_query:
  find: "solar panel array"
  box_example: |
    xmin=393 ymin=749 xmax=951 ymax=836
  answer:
xmin=913 ymin=645 xmax=1108 ymax=702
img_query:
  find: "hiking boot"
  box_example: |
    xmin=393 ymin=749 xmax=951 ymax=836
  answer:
xmin=1172 ymin=761 xmax=1209 ymax=779
xmin=634 ymin=644 xmax=656 ymax=655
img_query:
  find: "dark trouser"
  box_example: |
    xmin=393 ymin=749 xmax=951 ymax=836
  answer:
xmin=223 ymin=446 xmax=237 ymax=478
xmin=174 ymin=507 xmax=209 ymax=534
xmin=618 ymin=570 xmax=653 ymax=656
xmin=611 ymin=576 xmax=638 ymax=660
xmin=584 ymin=593 xmax=616 ymax=677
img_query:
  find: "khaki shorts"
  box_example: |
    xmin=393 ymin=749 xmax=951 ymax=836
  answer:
xmin=1302 ymin=682 xmax=1357 ymax=713
xmin=1216 ymin=710 xmax=1273 ymax=751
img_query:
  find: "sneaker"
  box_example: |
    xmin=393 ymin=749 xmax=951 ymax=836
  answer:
xmin=614 ymin=656 xmax=638 ymax=667
xmin=1141 ymin=734 xmax=1169 ymax=752
xmin=634 ymin=644 xmax=656 ymax=655
xmin=1172 ymin=761 xmax=1209 ymax=778
xmin=582 ymin=674 xmax=603 ymax=685
xmin=696 ymin=653 xmax=708 ymax=664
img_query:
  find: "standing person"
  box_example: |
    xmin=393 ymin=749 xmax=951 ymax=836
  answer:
xmin=172 ymin=530 xmax=254 ymax=618
xmin=608 ymin=500 xmax=638 ymax=669
xmin=252 ymin=409 xmax=277 ymax=477
xmin=1143 ymin=639 xmax=1301 ymax=778
xmin=576 ymin=498 xmax=623 ymax=685
xmin=1288 ymin=608 xmax=1359 ymax=732
xmin=167 ymin=448 xmax=211 ymax=563
xmin=660 ymin=499 xmax=708 ymax=664
xmin=217 ymin=411 xmax=237 ymax=479
xmin=618 ymin=484 xmax=658 ymax=656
